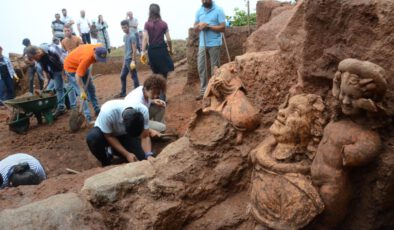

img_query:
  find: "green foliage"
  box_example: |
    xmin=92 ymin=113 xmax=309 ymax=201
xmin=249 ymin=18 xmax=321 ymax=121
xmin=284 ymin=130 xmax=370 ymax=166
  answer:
xmin=229 ymin=8 xmax=256 ymax=26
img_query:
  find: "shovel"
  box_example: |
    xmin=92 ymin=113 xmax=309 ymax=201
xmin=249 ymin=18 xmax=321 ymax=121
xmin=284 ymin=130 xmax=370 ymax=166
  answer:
xmin=69 ymin=76 xmax=91 ymax=132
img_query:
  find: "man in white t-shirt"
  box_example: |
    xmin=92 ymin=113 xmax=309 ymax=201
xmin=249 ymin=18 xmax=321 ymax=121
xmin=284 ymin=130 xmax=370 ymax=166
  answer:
xmin=86 ymin=100 xmax=153 ymax=166
xmin=125 ymin=75 xmax=166 ymax=133
xmin=61 ymin=8 xmax=75 ymax=33
xmin=77 ymin=10 xmax=91 ymax=44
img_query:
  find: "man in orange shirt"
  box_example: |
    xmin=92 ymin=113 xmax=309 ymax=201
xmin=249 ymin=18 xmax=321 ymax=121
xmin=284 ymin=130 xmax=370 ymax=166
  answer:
xmin=64 ymin=44 xmax=107 ymax=122
xmin=61 ymin=26 xmax=83 ymax=53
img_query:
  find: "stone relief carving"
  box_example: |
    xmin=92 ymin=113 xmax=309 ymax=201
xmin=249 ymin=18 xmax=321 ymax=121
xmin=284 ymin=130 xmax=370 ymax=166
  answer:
xmin=250 ymin=94 xmax=326 ymax=230
xmin=311 ymin=59 xmax=387 ymax=228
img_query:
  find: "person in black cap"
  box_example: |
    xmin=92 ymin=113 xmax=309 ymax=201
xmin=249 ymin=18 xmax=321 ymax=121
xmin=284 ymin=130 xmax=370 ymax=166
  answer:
xmin=86 ymin=99 xmax=153 ymax=166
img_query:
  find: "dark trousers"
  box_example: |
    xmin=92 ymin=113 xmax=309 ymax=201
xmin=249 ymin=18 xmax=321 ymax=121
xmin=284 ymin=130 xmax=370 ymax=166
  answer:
xmin=0 ymin=75 xmax=14 ymax=100
xmin=81 ymin=33 xmax=91 ymax=44
xmin=86 ymin=127 xmax=145 ymax=166
xmin=120 ymin=59 xmax=139 ymax=96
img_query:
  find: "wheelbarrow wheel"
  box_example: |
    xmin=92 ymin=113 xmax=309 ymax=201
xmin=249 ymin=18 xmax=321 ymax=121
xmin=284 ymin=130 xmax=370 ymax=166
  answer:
xmin=8 ymin=113 xmax=30 ymax=134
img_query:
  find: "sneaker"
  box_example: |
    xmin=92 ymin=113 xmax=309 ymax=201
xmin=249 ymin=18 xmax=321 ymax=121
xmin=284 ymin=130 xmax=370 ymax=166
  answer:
xmin=195 ymin=95 xmax=203 ymax=101
xmin=53 ymin=108 xmax=66 ymax=118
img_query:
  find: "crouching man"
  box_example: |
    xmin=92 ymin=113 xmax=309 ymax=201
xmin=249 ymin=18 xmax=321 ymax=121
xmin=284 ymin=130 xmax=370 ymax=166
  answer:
xmin=0 ymin=153 xmax=47 ymax=189
xmin=86 ymin=100 xmax=153 ymax=166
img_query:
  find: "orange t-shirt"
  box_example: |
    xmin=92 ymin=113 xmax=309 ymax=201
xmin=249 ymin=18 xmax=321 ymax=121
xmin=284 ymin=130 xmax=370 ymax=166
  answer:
xmin=64 ymin=44 xmax=102 ymax=77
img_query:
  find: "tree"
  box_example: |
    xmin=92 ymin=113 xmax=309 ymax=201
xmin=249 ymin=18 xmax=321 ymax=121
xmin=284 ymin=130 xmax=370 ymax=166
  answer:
xmin=229 ymin=8 xmax=256 ymax=26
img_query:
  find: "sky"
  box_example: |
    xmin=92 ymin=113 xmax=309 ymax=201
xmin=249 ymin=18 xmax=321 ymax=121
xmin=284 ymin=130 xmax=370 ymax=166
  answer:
xmin=0 ymin=0 xmax=290 ymax=55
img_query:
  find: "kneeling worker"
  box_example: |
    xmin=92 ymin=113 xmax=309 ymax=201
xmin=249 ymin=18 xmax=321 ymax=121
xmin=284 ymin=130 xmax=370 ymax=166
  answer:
xmin=0 ymin=153 xmax=46 ymax=189
xmin=125 ymin=75 xmax=167 ymax=133
xmin=86 ymin=100 xmax=153 ymax=166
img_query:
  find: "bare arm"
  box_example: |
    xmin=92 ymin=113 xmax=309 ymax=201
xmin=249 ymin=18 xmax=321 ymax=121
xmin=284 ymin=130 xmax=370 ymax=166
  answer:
xmin=141 ymin=30 xmax=149 ymax=52
xmin=165 ymin=31 xmax=172 ymax=54
xmin=207 ymin=22 xmax=225 ymax=33
xmin=77 ymin=23 xmax=81 ymax=35
xmin=67 ymin=20 xmax=75 ymax=27
xmin=140 ymin=129 xmax=152 ymax=153
xmin=131 ymin=42 xmax=137 ymax=62
xmin=342 ymin=131 xmax=382 ymax=167
xmin=104 ymin=134 xmax=136 ymax=162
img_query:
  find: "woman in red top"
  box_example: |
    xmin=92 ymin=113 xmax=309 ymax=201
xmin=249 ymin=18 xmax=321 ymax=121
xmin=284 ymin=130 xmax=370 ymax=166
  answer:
xmin=141 ymin=4 xmax=174 ymax=82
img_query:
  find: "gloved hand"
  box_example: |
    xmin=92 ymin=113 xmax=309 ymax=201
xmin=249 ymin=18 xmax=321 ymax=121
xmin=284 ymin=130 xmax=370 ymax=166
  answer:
xmin=129 ymin=61 xmax=136 ymax=70
xmin=81 ymin=91 xmax=87 ymax=100
xmin=13 ymin=74 xmax=19 ymax=82
xmin=140 ymin=51 xmax=148 ymax=65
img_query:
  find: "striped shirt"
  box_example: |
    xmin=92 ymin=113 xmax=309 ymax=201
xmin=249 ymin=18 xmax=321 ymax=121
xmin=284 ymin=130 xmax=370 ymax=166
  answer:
xmin=0 ymin=56 xmax=16 ymax=80
xmin=0 ymin=153 xmax=46 ymax=189
xmin=52 ymin=20 xmax=65 ymax=39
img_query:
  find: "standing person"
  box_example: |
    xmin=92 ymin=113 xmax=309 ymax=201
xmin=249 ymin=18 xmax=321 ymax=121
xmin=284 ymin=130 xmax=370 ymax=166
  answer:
xmin=90 ymin=21 xmax=98 ymax=44
xmin=125 ymin=75 xmax=167 ymax=133
xmin=194 ymin=0 xmax=225 ymax=100
xmin=22 ymin=38 xmax=44 ymax=95
xmin=60 ymin=8 xmax=75 ymax=33
xmin=61 ymin=25 xmax=83 ymax=53
xmin=141 ymin=4 xmax=174 ymax=101
xmin=77 ymin=10 xmax=91 ymax=44
xmin=64 ymin=44 xmax=105 ymax=122
xmin=0 ymin=46 xmax=18 ymax=103
xmin=96 ymin=15 xmax=111 ymax=53
xmin=116 ymin=20 xmax=139 ymax=98
xmin=86 ymin=100 xmax=153 ymax=166
xmin=0 ymin=153 xmax=46 ymax=189
xmin=25 ymin=44 xmax=67 ymax=117
xmin=51 ymin=13 xmax=65 ymax=41
xmin=126 ymin=11 xmax=139 ymax=53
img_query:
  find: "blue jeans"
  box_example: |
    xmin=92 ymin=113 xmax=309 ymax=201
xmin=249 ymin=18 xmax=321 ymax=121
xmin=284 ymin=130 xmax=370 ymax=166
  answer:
xmin=66 ymin=70 xmax=100 ymax=121
xmin=0 ymin=75 xmax=14 ymax=100
xmin=52 ymin=71 xmax=65 ymax=110
xmin=28 ymin=63 xmax=44 ymax=93
xmin=120 ymin=59 xmax=139 ymax=96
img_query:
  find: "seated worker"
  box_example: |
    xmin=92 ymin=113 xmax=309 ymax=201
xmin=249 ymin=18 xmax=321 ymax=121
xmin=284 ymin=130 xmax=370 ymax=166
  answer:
xmin=0 ymin=153 xmax=46 ymax=189
xmin=124 ymin=75 xmax=166 ymax=133
xmin=86 ymin=99 xmax=154 ymax=166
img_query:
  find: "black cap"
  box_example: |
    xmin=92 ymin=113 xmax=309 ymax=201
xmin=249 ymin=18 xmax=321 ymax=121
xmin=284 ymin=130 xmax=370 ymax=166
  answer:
xmin=122 ymin=108 xmax=144 ymax=137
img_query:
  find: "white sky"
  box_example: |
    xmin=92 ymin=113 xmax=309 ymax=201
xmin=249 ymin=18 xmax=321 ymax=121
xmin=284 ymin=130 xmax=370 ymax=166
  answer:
xmin=0 ymin=0 xmax=290 ymax=55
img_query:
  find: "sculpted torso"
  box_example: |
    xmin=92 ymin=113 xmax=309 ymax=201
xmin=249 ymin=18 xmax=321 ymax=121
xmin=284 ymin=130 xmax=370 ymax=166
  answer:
xmin=311 ymin=119 xmax=381 ymax=186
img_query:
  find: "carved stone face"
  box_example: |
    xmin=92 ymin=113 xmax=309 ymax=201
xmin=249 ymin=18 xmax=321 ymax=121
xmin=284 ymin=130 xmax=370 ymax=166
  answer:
xmin=270 ymin=95 xmax=312 ymax=145
xmin=339 ymin=73 xmax=363 ymax=116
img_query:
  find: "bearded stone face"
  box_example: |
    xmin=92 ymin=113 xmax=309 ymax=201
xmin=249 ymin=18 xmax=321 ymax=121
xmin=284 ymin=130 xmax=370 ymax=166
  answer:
xmin=270 ymin=95 xmax=313 ymax=145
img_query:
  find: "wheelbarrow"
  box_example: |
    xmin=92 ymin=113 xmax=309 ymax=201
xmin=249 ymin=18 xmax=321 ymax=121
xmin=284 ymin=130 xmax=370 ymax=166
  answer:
xmin=4 ymin=88 xmax=73 ymax=134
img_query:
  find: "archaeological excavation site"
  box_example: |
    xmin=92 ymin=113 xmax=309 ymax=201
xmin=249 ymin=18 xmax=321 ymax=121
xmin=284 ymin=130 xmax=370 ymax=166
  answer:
xmin=0 ymin=0 xmax=394 ymax=229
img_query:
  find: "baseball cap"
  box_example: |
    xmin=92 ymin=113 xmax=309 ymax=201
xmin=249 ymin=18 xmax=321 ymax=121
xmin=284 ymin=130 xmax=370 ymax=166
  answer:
xmin=94 ymin=46 xmax=107 ymax=62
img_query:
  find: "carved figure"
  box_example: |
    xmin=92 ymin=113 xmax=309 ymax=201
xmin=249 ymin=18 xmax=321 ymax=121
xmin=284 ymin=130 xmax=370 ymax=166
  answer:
xmin=203 ymin=64 xmax=260 ymax=144
xmin=311 ymin=58 xmax=387 ymax=228
xmin=250 ymin=94 xmax=326 ymax=230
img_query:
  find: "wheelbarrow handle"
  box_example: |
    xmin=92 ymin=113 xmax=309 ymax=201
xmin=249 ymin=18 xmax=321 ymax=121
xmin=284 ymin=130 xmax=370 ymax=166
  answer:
xmin=57 ymin=87 xmax=74 ymax=105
